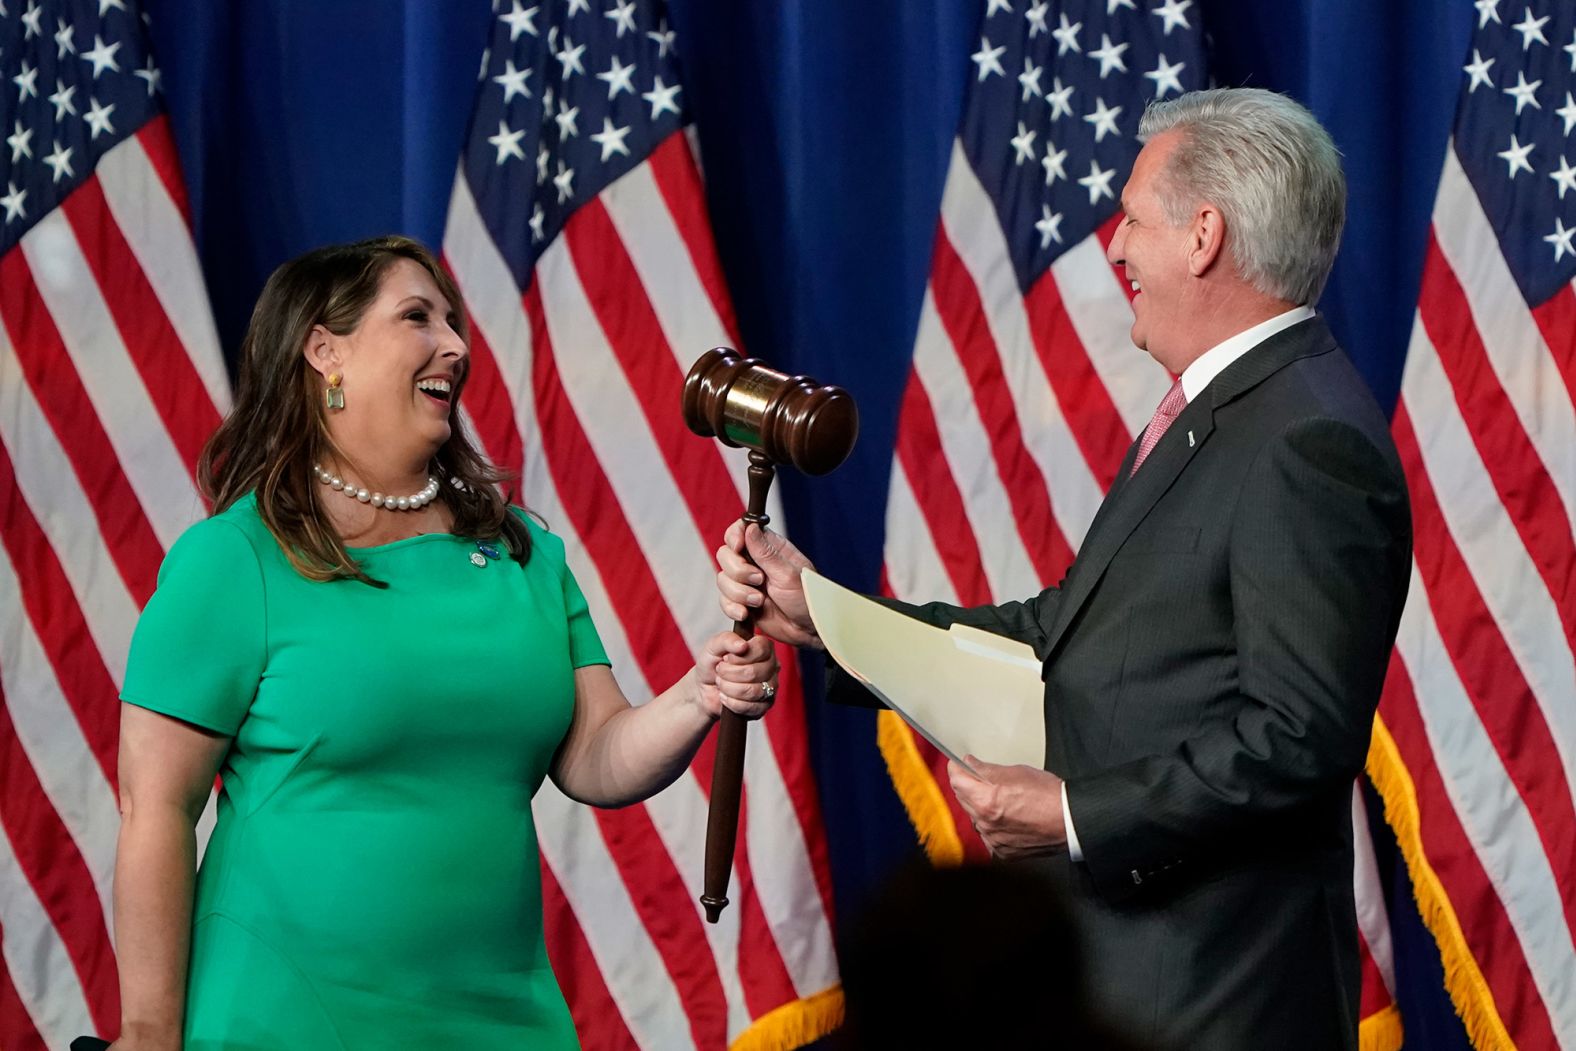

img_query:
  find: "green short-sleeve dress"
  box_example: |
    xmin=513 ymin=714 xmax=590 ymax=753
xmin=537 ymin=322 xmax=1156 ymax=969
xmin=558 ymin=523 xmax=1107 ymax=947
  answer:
xmin=120 ymin=494 xmax=608 ymax=1050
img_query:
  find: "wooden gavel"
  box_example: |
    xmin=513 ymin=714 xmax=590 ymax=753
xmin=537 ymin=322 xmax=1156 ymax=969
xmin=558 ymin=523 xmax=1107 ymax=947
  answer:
xmin=682 ymin=347 xmax=858 ymax=924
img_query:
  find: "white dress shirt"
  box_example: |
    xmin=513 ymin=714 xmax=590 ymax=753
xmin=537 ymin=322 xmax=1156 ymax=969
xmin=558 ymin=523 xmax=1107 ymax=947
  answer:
xmin=1179 ymin=306 xmax=1316 ymax=402
xmin=1062 ymin=305 xmax=1316 ymax=863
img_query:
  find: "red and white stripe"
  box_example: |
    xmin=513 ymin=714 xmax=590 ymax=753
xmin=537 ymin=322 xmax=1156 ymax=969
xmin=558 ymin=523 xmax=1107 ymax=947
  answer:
xmin=880 ymin=139 xmax=1405 ymax=1039
xmin=1372 ymin=142 xmax=1576 ymax=1050
xmin=0 ymin=119 xmax=226 ymax=1050
xmin=442 ymin=129 xmax=838 ymax=1050
xmin=1353 ymin=784 xmax=1401 ymax=1042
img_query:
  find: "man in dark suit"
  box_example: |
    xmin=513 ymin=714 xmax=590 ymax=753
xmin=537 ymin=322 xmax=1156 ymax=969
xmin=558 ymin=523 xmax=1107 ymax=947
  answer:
xmin=716 ymin=88 xmax=1412 ymax=1050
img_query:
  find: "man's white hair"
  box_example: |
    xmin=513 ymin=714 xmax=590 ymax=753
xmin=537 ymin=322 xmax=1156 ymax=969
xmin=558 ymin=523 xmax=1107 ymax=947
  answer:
xmin=1138 ymin=88 xmax=1346 ymax=306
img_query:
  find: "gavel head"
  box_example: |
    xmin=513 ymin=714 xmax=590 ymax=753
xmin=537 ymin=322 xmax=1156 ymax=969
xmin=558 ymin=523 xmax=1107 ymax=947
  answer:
xmin=682 ymin=348 xmax=858 ymax=475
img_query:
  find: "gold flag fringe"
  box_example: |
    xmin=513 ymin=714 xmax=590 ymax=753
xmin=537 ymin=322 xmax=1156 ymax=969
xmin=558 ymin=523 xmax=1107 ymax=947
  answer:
xmin=1365 ymin=716 xmax=1514 ymax=1049
xmin=875 ymin=709 xmax=964 ymax=865
xmin=1358 ymin=1004 xmax=1403 ymax=1051
xmin=728 ymin=984 xmax=845 ymax=1051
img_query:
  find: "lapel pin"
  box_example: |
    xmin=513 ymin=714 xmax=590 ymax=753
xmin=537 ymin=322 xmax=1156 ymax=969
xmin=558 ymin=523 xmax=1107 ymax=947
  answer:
xmin=1188 ymin=430 xmax=1195 ymax=447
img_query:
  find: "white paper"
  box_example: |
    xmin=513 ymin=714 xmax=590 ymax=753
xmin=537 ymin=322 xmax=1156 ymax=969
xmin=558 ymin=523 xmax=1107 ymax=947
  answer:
xmin=801 ymin=569 xmax=1045 ymax=770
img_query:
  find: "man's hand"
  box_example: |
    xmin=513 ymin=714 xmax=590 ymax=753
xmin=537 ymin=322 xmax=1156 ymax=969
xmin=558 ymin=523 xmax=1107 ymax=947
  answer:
xmin=948 ymin=757 xmax=1067 ymax=861
xmin=715 ymin=522 xmax=822 ymax=649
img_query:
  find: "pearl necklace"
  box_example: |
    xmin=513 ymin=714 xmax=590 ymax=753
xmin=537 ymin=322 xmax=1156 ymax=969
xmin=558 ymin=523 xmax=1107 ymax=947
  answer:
xmin=313 ymin=464 xmax=440 ymax=512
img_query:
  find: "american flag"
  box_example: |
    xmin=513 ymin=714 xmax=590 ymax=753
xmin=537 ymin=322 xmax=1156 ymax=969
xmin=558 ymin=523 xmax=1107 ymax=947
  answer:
xmin=872 ymin=1 xmax=1404 ymax=1047
xmin=1369 ymin=0 xmax=1576 ymax=1046
xmin=0 ymin=0 xmax=229 ymax=1047
xmin=440 ymin=1 xmax=840 ymax=1048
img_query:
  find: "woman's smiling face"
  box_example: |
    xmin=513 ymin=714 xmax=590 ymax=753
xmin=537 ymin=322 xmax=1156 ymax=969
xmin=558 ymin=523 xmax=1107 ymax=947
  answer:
xmin=321 ymin=257 xmax=469 ymax=460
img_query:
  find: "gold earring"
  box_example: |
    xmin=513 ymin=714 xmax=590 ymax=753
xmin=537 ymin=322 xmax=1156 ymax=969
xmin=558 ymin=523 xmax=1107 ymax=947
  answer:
xmin=325 ymin=372 xmax=345 ymax=411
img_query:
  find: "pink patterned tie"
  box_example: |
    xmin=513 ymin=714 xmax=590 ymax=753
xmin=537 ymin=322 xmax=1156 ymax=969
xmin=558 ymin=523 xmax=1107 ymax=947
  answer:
xmin=1130 ymin=380 xmax=1188 ymax=476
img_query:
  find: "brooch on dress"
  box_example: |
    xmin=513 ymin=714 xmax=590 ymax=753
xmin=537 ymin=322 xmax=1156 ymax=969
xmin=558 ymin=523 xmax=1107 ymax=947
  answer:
xmin=471 ymin=541 xmax=501 ymax=568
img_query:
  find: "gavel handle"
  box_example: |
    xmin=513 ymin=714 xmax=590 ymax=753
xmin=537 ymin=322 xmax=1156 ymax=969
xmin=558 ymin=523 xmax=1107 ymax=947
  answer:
xmin=701 ymin=452 xmax=775 ymax=923
xmin=699 ymin=654 xmax=750 ymax=924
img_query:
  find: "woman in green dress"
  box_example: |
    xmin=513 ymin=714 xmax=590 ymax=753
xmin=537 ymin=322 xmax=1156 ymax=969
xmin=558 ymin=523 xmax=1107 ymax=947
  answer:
xmin=108 ymin=236 xmax=778 ymax=1050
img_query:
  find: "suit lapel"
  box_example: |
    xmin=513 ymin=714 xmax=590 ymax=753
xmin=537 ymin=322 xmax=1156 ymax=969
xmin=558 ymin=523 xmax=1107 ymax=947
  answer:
xmin=1039 ymin=317 xmax=1337 ymax=661
xmin=1041 ymin=397 xmax=1215 ymax=659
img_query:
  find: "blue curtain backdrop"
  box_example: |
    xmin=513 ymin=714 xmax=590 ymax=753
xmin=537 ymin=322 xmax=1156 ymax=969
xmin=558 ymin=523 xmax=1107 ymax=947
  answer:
xmin=142 ymin=1 xmax=1477 ymax=1045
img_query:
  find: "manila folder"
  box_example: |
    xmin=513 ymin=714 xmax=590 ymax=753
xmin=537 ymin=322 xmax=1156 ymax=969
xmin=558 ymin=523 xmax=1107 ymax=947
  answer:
xmin=801 ymin=569 xmax=1045 ymax=770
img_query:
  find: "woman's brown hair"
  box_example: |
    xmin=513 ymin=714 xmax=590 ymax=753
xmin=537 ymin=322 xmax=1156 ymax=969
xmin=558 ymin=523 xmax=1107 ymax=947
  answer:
xmin=197 ymin=235 xmax=530 ymax=584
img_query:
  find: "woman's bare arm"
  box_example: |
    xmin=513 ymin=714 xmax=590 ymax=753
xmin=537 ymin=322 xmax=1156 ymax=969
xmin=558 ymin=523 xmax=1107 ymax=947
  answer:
xmin=109 ymin=705 xmax=230 ymax=1050
xmin=550 ymin=632 xmax=776 ymax=807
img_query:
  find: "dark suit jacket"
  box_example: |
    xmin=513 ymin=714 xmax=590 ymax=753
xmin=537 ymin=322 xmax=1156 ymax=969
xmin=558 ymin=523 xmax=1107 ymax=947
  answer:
xmin=835 ymin=318 xmax=1412 ymax=1050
